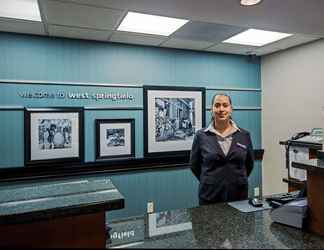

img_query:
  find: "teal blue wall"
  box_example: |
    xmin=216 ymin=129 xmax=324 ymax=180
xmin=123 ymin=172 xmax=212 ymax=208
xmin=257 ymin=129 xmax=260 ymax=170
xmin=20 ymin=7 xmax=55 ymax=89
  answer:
xmin=0 ymin=32 xmax=261 ymax=221
xmin=0 ymin=33 xmax=259 ymax=88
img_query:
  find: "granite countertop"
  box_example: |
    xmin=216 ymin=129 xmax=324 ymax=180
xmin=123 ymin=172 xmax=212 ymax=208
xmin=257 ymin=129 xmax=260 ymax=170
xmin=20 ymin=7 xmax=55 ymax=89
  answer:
xmin=108 ymin=202 xmax=324 ymax=249
xmin=0 ymin=176 xmax=124 ymax=225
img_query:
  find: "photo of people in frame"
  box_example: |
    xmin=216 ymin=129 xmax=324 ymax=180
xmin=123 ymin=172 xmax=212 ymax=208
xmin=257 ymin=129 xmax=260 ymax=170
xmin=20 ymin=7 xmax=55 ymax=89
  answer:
xmin=106 ymin=128 xmax=125 ymax=147
xmin=38 ymin=119 xmax=72 ymax=150
xmin=155 ymin=98 xmax=195 ymax=142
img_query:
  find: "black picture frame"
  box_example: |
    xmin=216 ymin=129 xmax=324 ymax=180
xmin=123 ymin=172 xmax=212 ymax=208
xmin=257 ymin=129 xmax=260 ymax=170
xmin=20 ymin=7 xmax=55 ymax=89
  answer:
xmin=24 ymin=107 xmax=84 ymax=167
xmin=143 ymin=85 xmax=205 ymax=158
xmin=95 ymin=119 xmax=135 ymax=160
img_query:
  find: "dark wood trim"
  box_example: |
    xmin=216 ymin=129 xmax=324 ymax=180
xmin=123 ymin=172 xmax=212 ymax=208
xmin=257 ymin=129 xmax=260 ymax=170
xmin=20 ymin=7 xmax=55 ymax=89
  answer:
xmin=0 ymin=149 xmax=263 ymax=183
xmin=280 ymin=140 xmax=322 ymax=150
xmin=0 ymin=212 xmax=106 ymax=248
xmin=307 ymin=170 xmax=324 ymax=236
xmin=282 ymin=177 xmax=306 ymax=192
xmin=0 ymin=155 xmax=190 ymax=183
xmin=292 ymin=162 xmax=324 ymax=173
xmin=282 ymin=177 xmax=305 ymax=186
xmin=290 ymin=141 xmax=321 ymax=149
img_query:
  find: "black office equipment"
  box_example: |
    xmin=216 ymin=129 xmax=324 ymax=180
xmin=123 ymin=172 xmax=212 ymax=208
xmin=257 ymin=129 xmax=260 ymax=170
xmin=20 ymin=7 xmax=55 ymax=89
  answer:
xmin=269 ymin=198 xmax=308 ymax=229
xmin=265 ymin=191 xmax=301 ymax=206
xmin=279 ymin=128 xmax=322 ymax=186
xmin=291 ymin=131 xmax=310 ymax=141
xmin=249 ymin=198 xmax=263 ymax=207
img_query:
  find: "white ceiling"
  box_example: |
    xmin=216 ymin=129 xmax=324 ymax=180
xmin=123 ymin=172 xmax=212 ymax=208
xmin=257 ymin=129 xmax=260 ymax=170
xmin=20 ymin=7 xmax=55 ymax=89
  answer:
xmin=0 ymin=0 xmax=323 ymax=56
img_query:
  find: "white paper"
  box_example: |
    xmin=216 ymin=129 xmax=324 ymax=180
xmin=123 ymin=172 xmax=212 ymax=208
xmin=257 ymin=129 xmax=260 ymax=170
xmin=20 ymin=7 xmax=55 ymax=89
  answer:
xmin=289 ymin=146 xmax=311 ymax=181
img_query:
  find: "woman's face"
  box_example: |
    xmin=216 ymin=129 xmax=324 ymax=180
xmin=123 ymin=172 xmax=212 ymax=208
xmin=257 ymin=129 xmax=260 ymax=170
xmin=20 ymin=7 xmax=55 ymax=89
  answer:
xmin=212 ymin=95 xmax=232 ymax=122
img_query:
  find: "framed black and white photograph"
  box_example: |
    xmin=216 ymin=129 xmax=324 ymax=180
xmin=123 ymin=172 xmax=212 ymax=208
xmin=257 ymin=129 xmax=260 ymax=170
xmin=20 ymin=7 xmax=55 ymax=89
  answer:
xmin=24 ymin=107 xmax=84 ymax=166
xmin=144 ymin=86 xmax=205 ymax=157
xmin=147 ymin=208 xmax=192 ymax=237
xmin=96 ymin=119 xmax=135 ymax=160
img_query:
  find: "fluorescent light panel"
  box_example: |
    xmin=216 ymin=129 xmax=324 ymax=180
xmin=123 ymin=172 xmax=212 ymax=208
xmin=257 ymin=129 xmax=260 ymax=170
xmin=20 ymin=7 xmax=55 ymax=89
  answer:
xmin=117 ymin=12 xmax=189 ymax=36
xmin=0 ymin=0 xmax=41 ymax=22
xmin=223 ymin=28 xmax=293 ymax=47
xmin=240 ymin=0 xmax=263 ymax=6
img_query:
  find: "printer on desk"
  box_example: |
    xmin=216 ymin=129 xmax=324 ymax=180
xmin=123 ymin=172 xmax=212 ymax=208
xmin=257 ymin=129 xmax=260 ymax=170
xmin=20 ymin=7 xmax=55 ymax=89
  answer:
xmin=291 ymin=128 xmax=322 ymax=144
xmin=287 ymin=128 xmax=323 ymax=181
xmin=268 ymin=190 xmax=308 ymax=229
xmin=269 ymin=198 xmax=308 ymax=229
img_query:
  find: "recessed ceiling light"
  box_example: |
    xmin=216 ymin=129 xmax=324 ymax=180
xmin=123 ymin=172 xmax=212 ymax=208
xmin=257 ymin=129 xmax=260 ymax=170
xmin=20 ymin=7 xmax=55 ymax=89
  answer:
xmin=240 ymin=0 xmax=263 ymax=6
xmin=222 ymin=28 xmax=293 ymax=47
xmin=0 ymin=0 xmax=41 ymax=22
xmin=117 ymin=12 xmax=189 ymax=36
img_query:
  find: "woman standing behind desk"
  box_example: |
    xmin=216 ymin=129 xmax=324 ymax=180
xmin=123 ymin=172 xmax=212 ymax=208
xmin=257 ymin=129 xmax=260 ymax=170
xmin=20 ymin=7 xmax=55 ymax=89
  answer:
xmin=190 ymin=94 xmax=254 ymax=205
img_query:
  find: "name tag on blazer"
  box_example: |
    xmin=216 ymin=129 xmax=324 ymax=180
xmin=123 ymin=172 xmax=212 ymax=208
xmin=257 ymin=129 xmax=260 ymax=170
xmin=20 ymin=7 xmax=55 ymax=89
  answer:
xmin=236 ymin=142 xmax=247 ymax=149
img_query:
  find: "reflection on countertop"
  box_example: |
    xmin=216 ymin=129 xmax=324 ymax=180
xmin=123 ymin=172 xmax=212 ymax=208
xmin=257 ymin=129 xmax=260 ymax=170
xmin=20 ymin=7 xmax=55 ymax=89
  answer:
xmin=107 ymin=202 xmax=324 ymax=249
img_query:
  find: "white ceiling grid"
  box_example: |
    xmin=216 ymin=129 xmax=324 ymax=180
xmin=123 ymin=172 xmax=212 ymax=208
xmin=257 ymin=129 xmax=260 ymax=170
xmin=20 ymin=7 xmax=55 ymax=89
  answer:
xmin=0 ymin=0 xmax=322 ymax=56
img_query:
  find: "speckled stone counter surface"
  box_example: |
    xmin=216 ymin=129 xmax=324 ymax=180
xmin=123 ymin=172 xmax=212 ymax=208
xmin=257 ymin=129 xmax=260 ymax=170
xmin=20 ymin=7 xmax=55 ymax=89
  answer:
xmin=0 ymin=176 xmax=124 ymax=225
xmin=114 ymin=203 xmax=324 ymax=249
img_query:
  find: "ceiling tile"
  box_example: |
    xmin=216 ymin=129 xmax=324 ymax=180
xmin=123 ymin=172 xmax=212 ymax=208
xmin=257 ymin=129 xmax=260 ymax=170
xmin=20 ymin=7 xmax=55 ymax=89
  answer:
xmin=206 ymin=43 xmax=258 ymax=55
xmin=57 ymin=0 xmax=119 ymax=9
xmin=41 ymin=0 xmax=124 ymax=30
xmin=0 ymin=18 xmax=45 ymax=35
xmin=254 ymin=34 xmax=321 ymax=56
xmin=48 ymin=25 xmax=112 ymax=41
xmin=110 ymin=31 xmax=167 ymax=46
xmin=161 ymin=38 xmax=214 ymax=51
xmin=172 ymin=21 xmax=246 ymax=43
xmin=60 ymin=0 xmax=324 ymax=37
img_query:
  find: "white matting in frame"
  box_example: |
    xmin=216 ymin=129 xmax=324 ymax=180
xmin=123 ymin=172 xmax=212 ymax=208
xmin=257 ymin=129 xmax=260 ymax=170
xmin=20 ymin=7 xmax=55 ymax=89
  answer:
xmin=147 ymin=90 xmax=203 ymax=153
xmin=99 ymin=122 xmax=132 ymax=157
xmin=30 ymin=112 xmax=80 ymax=161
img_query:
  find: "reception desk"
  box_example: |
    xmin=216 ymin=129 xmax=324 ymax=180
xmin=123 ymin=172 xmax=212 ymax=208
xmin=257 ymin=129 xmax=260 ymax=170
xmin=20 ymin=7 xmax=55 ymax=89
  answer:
xmin=292 ymin=160 xmax=324 ymax=237
xmin=0 ymin=176 xmax=124 ymax=248
xmin=107 ymin=201 xmax=324 ymax=249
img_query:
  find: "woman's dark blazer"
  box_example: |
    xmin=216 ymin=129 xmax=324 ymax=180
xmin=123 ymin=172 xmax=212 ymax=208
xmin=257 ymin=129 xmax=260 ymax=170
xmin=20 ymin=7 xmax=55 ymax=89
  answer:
xmin=190 ymin=127 xmax=254 ymax=202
